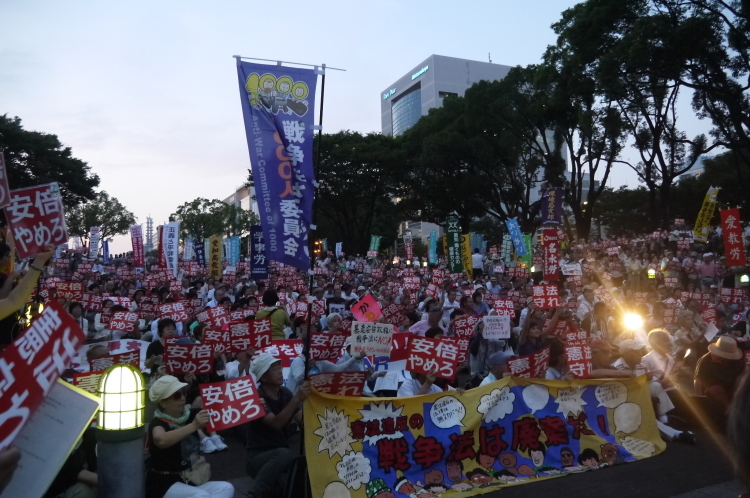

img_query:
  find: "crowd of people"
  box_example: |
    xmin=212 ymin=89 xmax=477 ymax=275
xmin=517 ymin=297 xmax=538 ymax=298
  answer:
xmin=2 ymin=224 xmax=750 ymax=497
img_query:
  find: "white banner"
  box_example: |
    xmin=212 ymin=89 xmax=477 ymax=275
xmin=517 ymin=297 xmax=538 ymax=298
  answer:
xmin=162 ymin=221 xmax=180 ymax=279
xmin=183 ymin=237 xmax=195 ymax=261
xmin=88 ymin=226 xmax=101 ymax=259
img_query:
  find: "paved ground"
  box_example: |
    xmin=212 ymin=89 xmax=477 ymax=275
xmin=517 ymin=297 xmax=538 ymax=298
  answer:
xmin=205 ymin=424 xmax=745 ymax=498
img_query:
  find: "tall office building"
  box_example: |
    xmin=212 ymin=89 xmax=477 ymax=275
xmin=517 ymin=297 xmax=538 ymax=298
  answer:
xmin=380 ymin=54 xmax=512 ymax=136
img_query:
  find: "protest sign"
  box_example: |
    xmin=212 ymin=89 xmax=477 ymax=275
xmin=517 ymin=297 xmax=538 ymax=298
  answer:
xmin=310 ymin=371 xmax=369 ymax=397
xmin=531 ymin=285 xmax=560 ymax=309
xmin=200 ymin=377 xmax=266 ymax=432
xmin=257 ymin=339 xmax=303 ymax=367
xmin=720 ymin=287 xmax=747 ymax=305
xmin=54 ymin=281 xmax=85 ymax=301
xmin=565 ymin=342 xmax=593 ymax=379
xmin=5 ymin=183 xmax=68 ymax=258
xmin=203 ymin=329 xmax=231 ymax=355
xmin=543 ymin=228 xmax=560 ymax=281
xmin=406 ymin=337 xmax=460 ymax=380
xmin=721 ymin=208 xmax=747 ymax=266
xmin=505 ymin=218 xmax=527 ymax=257
xmin=561 ymin=264 xmax=582 ymax=276
xmin=109 ymin=311 xmax=140 ymax=335
xmin=196 ymin=306 xmax=230 ymax=329
xmin=250 ymin=226 xmax=270 ymax=278
xmin=304 ymin=376 xmax=665 ymax=497
xmin=351 ymin=321 xmax=394 ymax=357
xmin=130 ymin=225 xmax=145 ymax=267
xmin=228 ymin=319 xmax=273 ymax=352
xmin=453 ymin=315 xmax=480 ymax=338
xmin=693 ymin=186 xmax=720 ymax=243
xmin=0 ymin=299 xmax=87 ymax=450
xmin=88 ymin=350 xmax=140 ymax=372
xmin=0 ymin=153 xmax=11 ymax=209
xmin=159 ymin=302 xmax=190 ymax=322
xmin=541 ymin=188 xmax=563 ymax=224
xmin=209 ymin=235 xmax=222 ymax=279
xmin=489 ymin=299 xmax=515 ymax=318
xmin=507 ymin=347 xmax=550 ymax=378
xmin=165 ymin=343 xmax=213 ymax=375
xmin=310 ymin=332 xmax=347 ymax=361
xmin=482 ymin=315 xmax=511 ymax=340
xmin=73 ymin=371 xmax=105 ymax=394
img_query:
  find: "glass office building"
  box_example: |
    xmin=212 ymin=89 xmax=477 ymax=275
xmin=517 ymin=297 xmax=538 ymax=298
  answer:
xmin=380 ymin=55 xmax=512 ymax=136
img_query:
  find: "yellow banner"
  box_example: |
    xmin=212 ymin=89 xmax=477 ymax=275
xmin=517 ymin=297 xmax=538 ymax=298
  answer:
xmin=693 ymin=186 xmax=720 ymax=243
xmin=209 ymin=235 xmax=222 ymax=279
xmin=460 ymin=234 xmax=473 ymax=282
xmin=305 ymin=376 xmax=664 ymax=497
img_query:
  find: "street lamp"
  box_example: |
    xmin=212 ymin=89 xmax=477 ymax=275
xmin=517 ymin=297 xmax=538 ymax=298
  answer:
xmin=97 ymin=364 xmax=147 ymax=498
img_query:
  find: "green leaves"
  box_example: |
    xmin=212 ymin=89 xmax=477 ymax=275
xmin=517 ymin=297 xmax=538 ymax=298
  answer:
xmin=66 ymin=191 xmax=136 ymax=241
xmin=170 ymin=198 xmax=259 ymax=241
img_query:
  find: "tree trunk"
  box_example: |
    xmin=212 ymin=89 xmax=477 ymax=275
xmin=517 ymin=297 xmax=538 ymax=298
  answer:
xmin=660 ymin=182 xmax=672 ymax=230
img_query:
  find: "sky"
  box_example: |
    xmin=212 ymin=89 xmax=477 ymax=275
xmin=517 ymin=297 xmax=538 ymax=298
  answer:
xmin=0 ymin=0 xmax=715 ymax=253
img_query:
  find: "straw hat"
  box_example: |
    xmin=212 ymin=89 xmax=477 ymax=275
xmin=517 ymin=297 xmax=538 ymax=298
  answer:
xmin=708 ymin=336 xmax=743 ymax=360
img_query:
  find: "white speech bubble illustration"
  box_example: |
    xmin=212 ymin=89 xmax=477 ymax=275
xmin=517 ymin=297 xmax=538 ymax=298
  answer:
xmin=522 ymin=384 xmax=550 ymax=414
xmin=614 ymin=402 xmax=642 ymax=434
xmin=595 ymin=381 xmax=628 ymax=409
xmin=336 ymin=451 xmax=371 ymax=491
xmin=554 ymin=386 xmax=587 ymax=417
xmin=478 ymin=387 xmax=516 ymax=423
xmin=313 ymin=407 xmax=356 ymax=458
xmin=430 ymin=395 xmax=467 ymax=429
xmin=323 ymin=481 xmax=352 ymax=498
xmin=620 ymin=436 xmax=656 ymax=457
xmin=356 ymin=401 xmax=406 ymax=445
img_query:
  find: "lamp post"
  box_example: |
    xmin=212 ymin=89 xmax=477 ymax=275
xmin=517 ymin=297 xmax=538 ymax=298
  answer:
xmin=97 ymin=364 xmax=147 ymax=498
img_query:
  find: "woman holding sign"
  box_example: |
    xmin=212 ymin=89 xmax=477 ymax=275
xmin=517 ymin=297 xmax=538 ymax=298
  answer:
xmin=146 ymin=375 xmax=234 ymax=498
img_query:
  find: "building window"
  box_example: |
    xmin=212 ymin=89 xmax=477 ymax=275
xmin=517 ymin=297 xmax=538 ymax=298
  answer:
xmin=439 ymin=91 xmax=458 ymax=99
xmin=391 ymin=84 xmax=422 ymax=136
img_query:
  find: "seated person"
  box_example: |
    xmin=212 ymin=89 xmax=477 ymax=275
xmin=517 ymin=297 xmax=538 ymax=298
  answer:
xmin=44 ymin=443 xmax=97 ymax=498
xmin=480 ymin=351 xmax=513 ymax=386
xmin=246 ymin=353 xmax=310 ymax=498
xmin=694 ymin=336 xmax=746 ymax=412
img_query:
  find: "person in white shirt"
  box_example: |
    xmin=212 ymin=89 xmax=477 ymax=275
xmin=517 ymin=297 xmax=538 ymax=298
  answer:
xmin=397 ymin=370 xmax=455 ymax=397
xmin=576 ymin=286 xmax=598 ymax=321
xmin=471 ymin=249 xmax=485 ymax=278
xmin=286 ymin=349 xmax=366 ymax=395
xmin=442 ymin=290 xmax=461 ymax=324
xmin=225 ymin=350 xmax=256 ymax=381
xmin=480 ymin=351 xmax=513 ymax=386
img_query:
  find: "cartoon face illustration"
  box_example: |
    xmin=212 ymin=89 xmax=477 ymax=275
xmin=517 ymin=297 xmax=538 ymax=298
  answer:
xmin=446 ymin=461 xmax=463 ymax=483
xmin=294 ymin=86 xmax=305 ymax=98
xmin=600 ymin=443 xmax=619 ymax=465
xmin=478 ymin=453 xmax=496 ymax=469
xmin=560 ymin=448 xmax=575 ymax=467
xmin=578 ymin=448 xmax=600 ymax=468
xmin=467 ymin=469 xmax=492 ymax=485
xmin=530 ymin=448 xmax=545 ymax=467
xmin=498 ymin=452 xmax=517 ymax=468
xmin=262 ymin=79 xmax=274 ymax=91
xmin=278 ymin=80 xmax=291 ymax=93
xmin=424 ymin=469 xmax=444 ymax=485
xmin=398 ymin=481 xmax=415 ymax=494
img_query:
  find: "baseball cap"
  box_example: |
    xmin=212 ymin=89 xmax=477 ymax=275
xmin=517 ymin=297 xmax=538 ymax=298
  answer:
xmin=357 ymin=286 xmax=366 ymax=291
xmin=149 ymin=375 xmax=188 ymax=403
xmin=251 ymin=352 xmax=281 ymax=380
xmin=489 ymin=351 xmax=514 ymax=366
xmin=618 ymin=339 xmax=642 ymax=355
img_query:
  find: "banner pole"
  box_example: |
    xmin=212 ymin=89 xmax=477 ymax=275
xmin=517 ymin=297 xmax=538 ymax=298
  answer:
xmin=304 ymin=64 xmax=326 ymax=383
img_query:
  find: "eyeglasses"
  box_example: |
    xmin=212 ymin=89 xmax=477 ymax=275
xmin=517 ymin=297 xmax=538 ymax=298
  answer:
xmin=169 ymin=389 xmax=185 ymax=401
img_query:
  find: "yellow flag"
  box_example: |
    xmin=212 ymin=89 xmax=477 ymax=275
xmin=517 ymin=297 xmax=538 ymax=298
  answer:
xmin=693 ymin=186 xmax=720 ymax=243
xmin=461 ymin=233 xmax=473 ymax=281
xmin=209 ymin=235 xmax=222 ymax=279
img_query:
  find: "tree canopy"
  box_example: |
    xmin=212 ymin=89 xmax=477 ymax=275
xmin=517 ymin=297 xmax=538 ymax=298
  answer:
xmin=0 ymin=114 xmax=99 ymax=210
xmin=170 ymin=198 xmax=259 ymax=241
xmin=66 ymin=191 xmax=137 ymax=241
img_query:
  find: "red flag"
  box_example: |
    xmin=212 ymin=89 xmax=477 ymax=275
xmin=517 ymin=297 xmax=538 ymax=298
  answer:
xmin=720 ymin=208 xmax=747 ymax=266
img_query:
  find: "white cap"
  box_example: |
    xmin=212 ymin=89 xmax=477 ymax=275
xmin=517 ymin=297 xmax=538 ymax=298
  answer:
xmin=250 ymin=352 xmax=281 ymax=380
xmin=149 ymin=375 xmax=188 ymax=403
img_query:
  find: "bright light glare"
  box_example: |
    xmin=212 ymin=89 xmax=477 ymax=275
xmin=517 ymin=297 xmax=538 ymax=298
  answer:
xmin=623 ymin=313 xmax=644 ymax=330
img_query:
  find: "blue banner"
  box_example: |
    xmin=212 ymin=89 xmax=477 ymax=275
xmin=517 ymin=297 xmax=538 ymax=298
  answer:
xmin=229 ymin=236 xmax=241 ymax=266
xmin=237 ymin=61 xmax=318 ymax=272
xmin=429 ymin=230 xmax=438 ymax=264
xmin=505 ymin=218 xmax=528 ymax=256
xmin=250 ymin=225 xmax=268 ymax=279
xmin=195 ymin=242 xmax=206 ymax=267
xmin=102 ymin=241 xmax=110 ymax=265
xmin=541 ymin=188 xmax=563 ymax=225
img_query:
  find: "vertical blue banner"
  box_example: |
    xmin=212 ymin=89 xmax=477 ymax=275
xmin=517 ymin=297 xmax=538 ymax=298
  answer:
xmin=505 ymin=218 xmax=528 ymax=256
xmin=250 ymin=225 xmax=268 ymax=279
xmin=195 ymin=242 xmax=206 ymax=267
xmin=102 ymin=241 xmax=110 ymax=265
xmin=236 ymin=61 xmax=318 ymax=272
xmin=229 ymin=236 xmax=241 ymax=266
xmin=428 ymin=229 xmax=438 ymax=264
xmin=541 ymin=187 xmax=563 ymax=225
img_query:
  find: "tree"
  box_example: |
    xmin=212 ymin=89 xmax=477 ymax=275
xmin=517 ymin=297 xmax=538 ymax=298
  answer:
xmin=315 ymin=131 xmax=402 ymax=254
xmin=66 ymin=191 xmax=136 ymax=242
xmin=596 ymin=186 xmax=652 ymax=237
xmin=551 ymin=0 xmax=720 ymax=228
xmin=170 ymin=198 xmax=259 ymax=241
xmin=0 ymin=114 xmax=99 ymax=209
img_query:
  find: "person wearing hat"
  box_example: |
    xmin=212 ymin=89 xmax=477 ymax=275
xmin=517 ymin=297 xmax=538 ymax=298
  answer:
xmin=589 ymin=339 xmax=633 ymax=379
xmin=480 ymin=350 xmax=514 ymax=386
xmin=246 ymin=353 xmax=311 ymax=498
xmin=695 ymin=336 xmax=746 ymax=411
xmin=146 ymin=376 xmax=234 ymax=498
